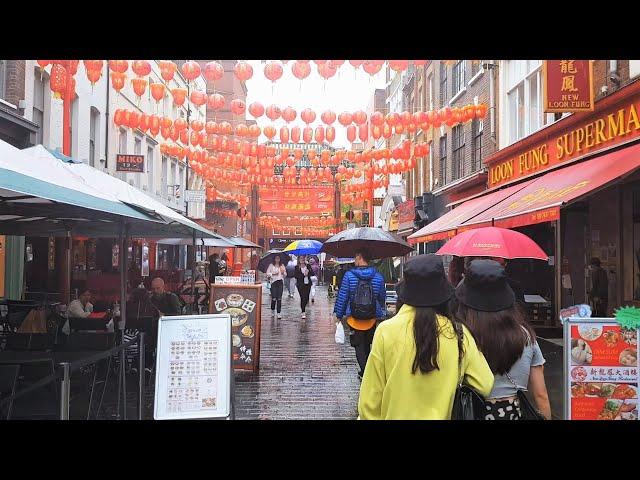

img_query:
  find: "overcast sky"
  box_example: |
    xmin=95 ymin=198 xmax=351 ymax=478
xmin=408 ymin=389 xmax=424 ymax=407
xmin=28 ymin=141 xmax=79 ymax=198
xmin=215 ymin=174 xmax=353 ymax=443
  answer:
xmin=245 ymin=61 xmax=387 ymax=149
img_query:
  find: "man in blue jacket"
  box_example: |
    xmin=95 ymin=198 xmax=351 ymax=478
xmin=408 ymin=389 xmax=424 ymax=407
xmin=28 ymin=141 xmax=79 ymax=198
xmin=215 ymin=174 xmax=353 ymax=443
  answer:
xmin=334 ymin=248 xmax=386 ymax=380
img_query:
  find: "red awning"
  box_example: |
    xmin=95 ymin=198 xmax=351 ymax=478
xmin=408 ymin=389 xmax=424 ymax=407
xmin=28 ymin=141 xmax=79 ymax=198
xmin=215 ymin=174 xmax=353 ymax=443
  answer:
xmin=462 ymin=143 xmax=640 ymax=229
xmin=408 ymin=180 xmax=534 ymax=244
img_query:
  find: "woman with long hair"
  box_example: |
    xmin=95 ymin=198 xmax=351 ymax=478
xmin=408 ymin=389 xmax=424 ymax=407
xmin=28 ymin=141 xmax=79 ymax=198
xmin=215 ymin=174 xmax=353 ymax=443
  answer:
xmin=358 ymin=254 xmax=493 ymax=420
xmin=453 ymin=259 xmax=551 ymax=420
xmin=294 ymin=255 xmax=313 ymax=319
xmin=266 ymin=255 xmax=286 ymax=319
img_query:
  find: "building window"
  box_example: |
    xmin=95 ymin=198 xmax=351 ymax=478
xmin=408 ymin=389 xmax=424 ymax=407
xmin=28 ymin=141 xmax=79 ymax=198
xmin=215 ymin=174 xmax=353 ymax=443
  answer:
xmin=119 ymin=128 xmax=127 ymax=153
xmin=452 ymin=125 xmax=465 ymax=180
xmin=427 ymin=73 xmax=434 ymax=111
xmin=134 ymin=135 xmax=142 ymax=155
xmin=439 ymin=63 xmax=448 ymax=107
xmin=452 ymin=61 xmax=465 ymax=97
xmin=147 ymin=145 xmax=154 ymax=192
xmin=89 ymin=107 xmax=99 ymax=166
xmin=505 ymin=60 xmax=551 ymax=145
xmin=33 ymin=71 xmax=46 ymax=145
xmin=439 ymin=134 xmax=447 ymax=186
xmin=161 ymin=156 xmax=168 ymax=197
xmin=471 ymin=119 xmax=483 ymax=173
xmin=470 ymin=60 xmax=480 ymax=78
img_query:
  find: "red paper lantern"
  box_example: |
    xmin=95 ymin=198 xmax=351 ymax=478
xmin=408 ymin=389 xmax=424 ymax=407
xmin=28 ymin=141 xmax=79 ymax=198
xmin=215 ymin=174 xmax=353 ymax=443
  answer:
xmin=413 ymin=60 xmax=428 ymax=67
xmin=388 ymin=60 xmax=409 ymax=72
xmin=353 ymin=110 xmax=367 ymax=125
xmin=235 ymin=124 xmax=249 ymax=137
xmin=317 ymin=63 xmax=337 ymax=80
xmin=130 ymin=78 xmax=146 ymax=98
xmin=131 ymin=60 xmax=151 ymax=77
xmin=171 ymin=88 xmax=187 ymax=107
xmin=113 ymin=109 xmax=126 ymax=127
xmin=109 ymin=60 xmax=128 ymax=73
xmin=349 ymin=60 xmax=364 ymax=69
xmin=291 ymin=126 xmax=301 ymax=143
xmin=230 ymin=99 xmax=246 ymax=115
xmin=49 ymin=64 xmax=68 ymax=98
xmin=150 ymin=83 xmax=165 ymax=103
xmin=371 ymin=125 xmax=382 ymax=140
xmin=362 ymin=60 xmax=382 ymax=76
xmin=248 ymin=102 xmax=264 ymax=118
xmin=385 ymin=112 xmax=400 ymax=126
xmin=346 ymin=125 xmax=356 ymax=143
xmin=190 ymin=90 xmax=207 ymax=107
xmin=301 ymin=108 xmax=316 ymax=124
xmin=205 ymin=121 xmax=218 ymax=134
xmin=264 ymin=62 xmax=283 ymax=83
xmin=280 ymin=126 xmax=290 ymax=143
xmin=181 ymin=61 xmax=201 ymax=81
xmin=291 ymin=61 xmax=311 ymax=80
xmin=248 ymin=124 xmax=261 ymax=138
xmin=128 ymin=111 xmax=141 ymax=129
xmin=204 ymin=61 xmax=224 ymax=82
xmin=110 ymin=72 xmax=126 ymax=93
xmin=382 ymin=124 xmax=392 ymax=139
xmin=338 ymin=112 xmax=353 ymax=126
xmin=326 ymin=126 xmax=336 ymax=143
xmin=314 ymin=126 xmax=325 ymax=143
xmin=266 ymin=104 xmax=281 ymax=121
xmin=358 ymin=123 xmax=369 ymax=142
xmin=207 ymin=93 xmax=225 ymax=110
xmin=219 ymin=121 xmax=233 ymax=135
xmin=158 ymin=61 xmax=176 ymax=82
xmin=302 ymin=127 xmax=313 ymax=143
xmin=234 ymin=61 xmax=253 ymax=82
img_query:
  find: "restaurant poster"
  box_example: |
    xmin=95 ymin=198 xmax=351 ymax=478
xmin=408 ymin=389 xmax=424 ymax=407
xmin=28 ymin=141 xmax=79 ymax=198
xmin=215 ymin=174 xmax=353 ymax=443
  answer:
xmin=154 ymin=314 xmax=232 ymax=420
xmin=564 ymin=317 xmax=639 ymax=420
xmin=210 ymin=284 xmax=262 ymax=372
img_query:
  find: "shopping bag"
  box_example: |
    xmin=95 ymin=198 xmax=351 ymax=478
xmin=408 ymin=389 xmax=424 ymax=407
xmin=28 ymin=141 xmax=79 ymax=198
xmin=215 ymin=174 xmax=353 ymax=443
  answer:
xmin=335 ymin=321 xmax=345 ymax=344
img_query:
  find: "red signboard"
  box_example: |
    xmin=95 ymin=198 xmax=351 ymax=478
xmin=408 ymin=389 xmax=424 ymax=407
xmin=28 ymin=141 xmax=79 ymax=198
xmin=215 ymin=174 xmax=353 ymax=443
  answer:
xmin=543 ymin=60 xmax=594 ymax=113
xmin=396 ymin=199 xmax=415 ymax=225
xmin=116 ymin=154 xmax=145 ymax=172
xmin=259 ymin=187 xmax=333 ymax=214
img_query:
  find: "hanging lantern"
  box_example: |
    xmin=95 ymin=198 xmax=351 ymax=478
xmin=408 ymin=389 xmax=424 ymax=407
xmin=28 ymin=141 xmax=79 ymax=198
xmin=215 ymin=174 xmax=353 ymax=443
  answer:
xmin=317 ymin=63 xmax=337 ymax=80
xmin=349 ymin=60 xmax=364 ymax=69
xmin=338 ymin=112 xmax=353 ymax=126
xmin=248 ymin=102 xmax=264 ymax=118
xmin=190 ymin=120 xmax=204 ymax=132
xmin=413 ymin=60 xmax=428 ymax=67
xmin=158 ymin=61 xmax=177 ymax=82
xmin=160 ymin=117 xmax=173 ymax=129
xmin=371 ymin=125 xmax=382 ymax=140
xmin=171 ymin=88 xmax=187 ymax=107
xmin=388 ymin=60 xmax=410 ymax=73
xmin=291 ymin=126 xmax=301 ymax=143
xmin=131 ymin=78 xmax=147 ymax=98
xmin=131 ymin=60 xmax=151 ymax=77
xmin=362 ymin=60 xmax=382 ymax=76
xmin=150 ymin=83 xmax=165 ymax=103
xmin=314 ymin=126 xmax=325 ymax=143
xmin=37 ymin=60 xmax=51 ymax=70
xmin=190 ymin=90 xmax=207 ymax=108
xmin=219 ymin=121 xmax=233 ymax=135
xmin=207 ymin=93 xmax=225 ymax=111
xmin=266 ymin=104 xmax=281 ymax=121
xmin=282 ymin=107 xmax=297 ymax=123
xmin=320 ymin=110 xmax=336 ymax=126
xmin=264 ymin=61 xmax=283 ymax=83
xmin=400 ymin=111 xmax=412 ymax=126
xmin=385 ymin=112 xmax=400 ymax=126
xmin=113 ymin=109 xmax=127 ymax=127
xmin=108 ymin=60 xmax=128 ymax=73
xmin=291 ymin=61 xmax=311 ymax=80
xmin=181 ymin=61 xmax=201 ymax=81
xmin=279 ymin=126 xmax=290 ymax=143
xmin=300 ymin=108 xmax=316 ymax=124
xmin=358 ymin=123 xmax=369 ymax=143
xmin=346 ymin=125 xmax=356 ymax=143
xmin=302 ymin=127 xmax=313 ymax=143
xmin=353 ymin=110 xmax=367 ymax=125
xmin=128 ymin=111 xmax=141 ymax=129
xmin=110 ymin=72 xmax=126 ymax=93
xmin=230 ymin=99 xmax=246 ymax=115
xmin=234 ymin=61 xmax=253 ymax=82
xmin=248 ymin=124 xmax=261 ymax=138
xmin=49 ymin=64 xmax=67 ymax=98
xmin=326 ymin=126 xmax=336 ymax=143
xmin=204 ymin=61 xmax=224 ymax=82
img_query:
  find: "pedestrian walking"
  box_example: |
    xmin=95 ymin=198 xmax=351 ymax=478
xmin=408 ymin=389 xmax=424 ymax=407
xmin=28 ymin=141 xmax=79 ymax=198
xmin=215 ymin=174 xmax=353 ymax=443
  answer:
xmin=294 ymin=255 xmax=313 ymax=319
xmin=357 ymin=254 xmax=493 ymax=419
xmin=309 ymin=257 xmax=320 ymax=303
xmin=266 ymin=255 xmax=286 ymax=319
xmin=588 ymin=257 xmax=608 ymax=317
xmin=334 ymin=248 xmax=386 ymax=380
xmin=453 ymin=259 xmax=551 ymax=420
xmin=285 ymin=257 xmax=297 ymax=298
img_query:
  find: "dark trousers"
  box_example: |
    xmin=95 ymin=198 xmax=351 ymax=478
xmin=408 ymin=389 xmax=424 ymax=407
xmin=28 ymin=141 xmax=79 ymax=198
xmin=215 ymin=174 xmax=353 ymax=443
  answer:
xmin=593 ymin=298 xmax=608 ymax=317
xmin=270 ymin=280 xmax=283 ymax=313
xmin=297 ymin=284 xmax=311 ymax=312
xmin=350 ymin=326 xmax=376 ymax=374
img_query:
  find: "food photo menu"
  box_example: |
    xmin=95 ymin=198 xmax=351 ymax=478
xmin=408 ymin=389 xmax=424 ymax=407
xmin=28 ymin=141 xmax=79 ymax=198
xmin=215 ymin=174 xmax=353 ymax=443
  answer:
xmin=154 ymin=314 xmax=231 ymax=420
xmin=567 ymin=322 xmax=638 ymax=420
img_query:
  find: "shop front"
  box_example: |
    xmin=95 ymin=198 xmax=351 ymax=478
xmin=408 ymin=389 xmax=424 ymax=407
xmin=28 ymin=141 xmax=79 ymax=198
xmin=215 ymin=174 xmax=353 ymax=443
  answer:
xmin=410 ymin=79 xmax=640 ymax=329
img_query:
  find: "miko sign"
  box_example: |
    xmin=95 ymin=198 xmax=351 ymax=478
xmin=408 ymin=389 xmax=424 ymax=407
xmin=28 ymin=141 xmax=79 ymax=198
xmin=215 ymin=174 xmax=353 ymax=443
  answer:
xmin=116 ymin=154 xmax=145 ymax=172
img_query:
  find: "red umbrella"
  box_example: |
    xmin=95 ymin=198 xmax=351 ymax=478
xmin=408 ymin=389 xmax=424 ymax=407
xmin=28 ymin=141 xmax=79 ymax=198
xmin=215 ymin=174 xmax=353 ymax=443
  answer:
xmin=436 ymin=227 xmax=548 ymax=260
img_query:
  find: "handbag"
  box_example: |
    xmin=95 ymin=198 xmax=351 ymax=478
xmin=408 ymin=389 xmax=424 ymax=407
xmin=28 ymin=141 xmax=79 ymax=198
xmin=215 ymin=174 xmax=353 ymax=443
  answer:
xmin=450 ymin=322 xmax=486 ymax=420
xmin=504 ymin=372 xmax=546 ymax=420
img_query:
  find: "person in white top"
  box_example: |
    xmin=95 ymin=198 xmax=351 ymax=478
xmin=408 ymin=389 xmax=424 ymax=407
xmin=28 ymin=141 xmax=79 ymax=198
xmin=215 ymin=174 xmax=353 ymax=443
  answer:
xmin=266 ymin=255 xmax=286 ymax=319
xmin=68 ymin=289 xmax=94 ymax=318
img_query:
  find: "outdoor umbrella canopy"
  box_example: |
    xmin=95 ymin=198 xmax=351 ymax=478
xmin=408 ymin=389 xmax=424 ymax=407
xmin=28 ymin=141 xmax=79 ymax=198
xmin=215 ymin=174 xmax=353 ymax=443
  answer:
xmin=320 ymin=227 xmax=414 ymax=259
xmin=228 ymin=236 xmax=262 ymax=249
xmin=283 ymin=239 xmax=323 ymax=255
xmin=435 ymin=227 xmax=549 ymax=260
xmin=257 ymin=250 xmax=291 ymax=273
xmin=156 ymin=236 xmax=236 ymax=247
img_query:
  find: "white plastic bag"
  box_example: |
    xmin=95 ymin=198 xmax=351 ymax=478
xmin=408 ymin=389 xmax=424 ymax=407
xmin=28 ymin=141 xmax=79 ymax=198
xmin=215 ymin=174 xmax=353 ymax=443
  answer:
xmin=335 ymin=321 xmax=345 ymax=344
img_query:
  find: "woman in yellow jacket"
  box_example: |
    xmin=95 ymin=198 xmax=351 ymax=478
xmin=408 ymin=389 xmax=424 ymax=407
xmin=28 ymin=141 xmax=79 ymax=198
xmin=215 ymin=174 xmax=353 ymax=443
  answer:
xmin=358 ymin=254 xmax=494 ymax=420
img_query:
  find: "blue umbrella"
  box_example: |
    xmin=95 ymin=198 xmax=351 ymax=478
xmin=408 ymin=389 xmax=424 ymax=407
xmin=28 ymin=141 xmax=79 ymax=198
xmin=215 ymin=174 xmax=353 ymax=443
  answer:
xmin=283 ymin=239 xmax=323 ymax=256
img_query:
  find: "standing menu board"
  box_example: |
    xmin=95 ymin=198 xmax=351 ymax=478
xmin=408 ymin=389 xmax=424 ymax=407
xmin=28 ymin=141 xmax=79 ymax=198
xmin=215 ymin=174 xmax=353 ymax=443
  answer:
xmin=210 ymin=284 xmax=262 ymax=372
xmin=564 ymin=317 xmax=639 ymax=420
xmin=154 ymin=314 xmax=232 ymax=420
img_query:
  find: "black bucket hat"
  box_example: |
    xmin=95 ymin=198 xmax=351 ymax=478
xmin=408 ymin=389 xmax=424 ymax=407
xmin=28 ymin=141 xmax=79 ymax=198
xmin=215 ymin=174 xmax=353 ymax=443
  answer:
xmin=455 ymin=259 xmax=515 ymax=312
xmin=396 ymin=254 xmax=454 ymax=307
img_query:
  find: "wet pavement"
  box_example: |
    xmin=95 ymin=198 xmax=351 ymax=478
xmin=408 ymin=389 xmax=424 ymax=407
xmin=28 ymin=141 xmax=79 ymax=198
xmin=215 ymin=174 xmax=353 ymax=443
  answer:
xmin=233 ymin=284 xmax=361 ymax=420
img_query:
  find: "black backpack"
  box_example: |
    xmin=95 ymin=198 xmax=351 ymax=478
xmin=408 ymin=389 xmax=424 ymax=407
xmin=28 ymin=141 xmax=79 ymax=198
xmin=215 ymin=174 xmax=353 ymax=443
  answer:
xmin=350 ymin=278 xmax=376 ymax=320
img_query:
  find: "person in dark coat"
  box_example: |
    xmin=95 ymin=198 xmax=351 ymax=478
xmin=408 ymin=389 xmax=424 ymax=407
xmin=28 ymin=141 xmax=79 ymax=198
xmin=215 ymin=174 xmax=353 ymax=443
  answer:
xmin=589 ymin=257 xmax=609 ymax=317
xmin=294 ymin=255 xmax=313 ymax=319
xmin=208 ymin=253 xmax=220 ymax=283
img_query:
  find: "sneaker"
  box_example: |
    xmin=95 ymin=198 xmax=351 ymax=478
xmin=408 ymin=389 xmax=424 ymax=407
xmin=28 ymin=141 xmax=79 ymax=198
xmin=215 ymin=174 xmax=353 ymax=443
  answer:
xmin=311 ymin=298 xmax=315 ymax=303
xmin=301 ymin=312 xmax=306 ymax=319
xmin=277 ymin=314 xmax=282 ymax=320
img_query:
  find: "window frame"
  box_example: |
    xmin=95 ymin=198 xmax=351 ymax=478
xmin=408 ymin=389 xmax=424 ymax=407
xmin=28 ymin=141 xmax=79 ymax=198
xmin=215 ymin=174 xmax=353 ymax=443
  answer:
xmin=471 ymin=119 xmax=483 ymax=173
xmin=439 ymin=134 xmax=447 ymax=186
xmin=452 ymin=60 xmax=465 ymax=97
xmin=451 ymin=125 xmax=465 ymax=180
xmin=439 ymin=63 xmax=448 ymax=108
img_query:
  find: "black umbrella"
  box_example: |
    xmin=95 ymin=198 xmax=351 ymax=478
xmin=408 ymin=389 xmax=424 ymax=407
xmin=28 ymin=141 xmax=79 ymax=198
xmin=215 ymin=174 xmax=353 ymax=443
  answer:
xmin=258 ymin=250 xmax=291 ymax=273
xmin=320 ymin=227 xmax=414 ymax=259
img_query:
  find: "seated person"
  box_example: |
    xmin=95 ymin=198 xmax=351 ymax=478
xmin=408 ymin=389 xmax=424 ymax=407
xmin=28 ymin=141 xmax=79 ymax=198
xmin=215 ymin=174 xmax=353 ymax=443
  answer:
xmin=68 ymin=289 xmax=95 ymax=318
xmin=149 ymin=277 xmax=182 ymax=316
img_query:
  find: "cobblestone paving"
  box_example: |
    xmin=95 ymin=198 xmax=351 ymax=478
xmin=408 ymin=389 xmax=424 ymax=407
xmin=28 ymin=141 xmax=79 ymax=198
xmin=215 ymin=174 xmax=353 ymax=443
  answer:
xmin=234 ymin=285 xmax=361 ymax=420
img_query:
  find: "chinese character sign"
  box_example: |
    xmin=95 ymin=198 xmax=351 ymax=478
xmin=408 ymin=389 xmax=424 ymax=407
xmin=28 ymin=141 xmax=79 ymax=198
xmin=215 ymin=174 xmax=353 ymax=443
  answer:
xmin=543 ymin=60 xmax=594 ymax=113
xmin=566 ymin=320 xmax=638 ymax=420
xmin=259 ymin=187 xmax=334 ymax=214
xmin=116 ymin=154 xmax=145 ymax=172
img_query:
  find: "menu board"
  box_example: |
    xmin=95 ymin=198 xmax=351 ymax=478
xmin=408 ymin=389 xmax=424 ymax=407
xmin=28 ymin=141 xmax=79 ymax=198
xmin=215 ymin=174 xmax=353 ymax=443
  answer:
xmin=154 ymin=314 xmax=231 ymax=420
xmin=210 ymin=284 xmax=262 ymax=372
xmin=564 ymin=318 xmax=639 ymax=420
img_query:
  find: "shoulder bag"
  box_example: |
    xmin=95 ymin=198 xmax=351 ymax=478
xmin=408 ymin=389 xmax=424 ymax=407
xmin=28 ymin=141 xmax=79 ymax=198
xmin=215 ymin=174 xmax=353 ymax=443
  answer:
xmin=450 ymin=322 xmax=486 ymax=420
xmin=504 ymin=372 xmax=546 ymax=420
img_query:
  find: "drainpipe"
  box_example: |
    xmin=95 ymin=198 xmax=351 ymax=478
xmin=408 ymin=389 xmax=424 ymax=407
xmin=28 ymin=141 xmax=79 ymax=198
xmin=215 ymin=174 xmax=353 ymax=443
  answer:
xmin=489 ymin=60 xmax=496 ymax=143
xmin=104 ymin=63 xmax=110 ymax=169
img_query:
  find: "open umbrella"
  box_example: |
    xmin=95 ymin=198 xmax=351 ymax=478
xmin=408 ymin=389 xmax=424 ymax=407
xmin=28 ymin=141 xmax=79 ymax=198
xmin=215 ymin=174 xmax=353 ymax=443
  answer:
xmin=258 ymin=250 xmax=291 ymax=273
xmin=320 ymin=227 xmax=413 ymax=259
xmin=436 ymin=227 xmax=548 ymax=260
xmin=283 ymin=239 xmax=323 ymax=255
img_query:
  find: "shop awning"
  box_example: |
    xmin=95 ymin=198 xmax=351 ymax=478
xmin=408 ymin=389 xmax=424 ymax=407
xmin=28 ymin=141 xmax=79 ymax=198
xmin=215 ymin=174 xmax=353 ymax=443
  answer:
xmin=462 ymin=143 xmax=640 ymax=229
xmin=408 ymin=180 xmax=534 ymax=244
xmin=228 ymin=236 xmax=262 ymax=249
